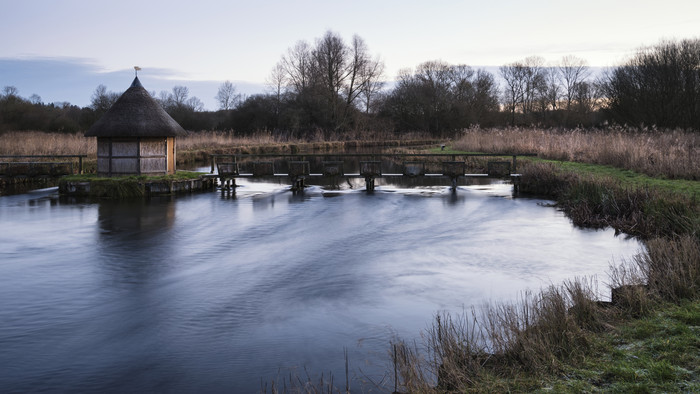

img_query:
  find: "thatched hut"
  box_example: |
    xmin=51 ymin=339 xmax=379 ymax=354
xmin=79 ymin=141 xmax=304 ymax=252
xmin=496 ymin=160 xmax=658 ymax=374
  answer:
xmin=85 ymin=77 xmax=186 ymax=176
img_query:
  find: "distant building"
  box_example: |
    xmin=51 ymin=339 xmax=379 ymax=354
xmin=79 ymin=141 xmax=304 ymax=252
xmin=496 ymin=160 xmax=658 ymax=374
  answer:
xmin=85 ymin=77 xmax=186 ymax=176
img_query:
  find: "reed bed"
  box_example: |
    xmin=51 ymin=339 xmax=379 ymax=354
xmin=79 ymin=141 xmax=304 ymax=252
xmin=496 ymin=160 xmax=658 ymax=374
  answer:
xmin=452 ymin=126 xmax=700 ymax=180
xmin=393 ymin=276 xmax=608 ymax=393
xmin=177 ymin=130 xmax=285 ymax=152
xmin=0 ymin=131 xmax=96 ymax=157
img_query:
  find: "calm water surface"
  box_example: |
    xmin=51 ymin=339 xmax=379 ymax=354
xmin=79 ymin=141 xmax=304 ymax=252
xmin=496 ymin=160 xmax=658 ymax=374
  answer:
xmin=0 ymin=179 xmax=642 ymax=392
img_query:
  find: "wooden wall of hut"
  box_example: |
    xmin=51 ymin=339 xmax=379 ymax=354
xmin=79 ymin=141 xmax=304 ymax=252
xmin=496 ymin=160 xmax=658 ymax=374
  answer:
xmin=97 ymin=137 xmax=174 ymax=176
xmin=167 ymin=137 xmax=175 ymax=175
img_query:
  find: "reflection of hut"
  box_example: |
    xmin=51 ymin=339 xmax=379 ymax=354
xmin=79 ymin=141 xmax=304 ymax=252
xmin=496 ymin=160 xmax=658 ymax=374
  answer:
xmin=85 ymin=77 xmax=186 ymax=176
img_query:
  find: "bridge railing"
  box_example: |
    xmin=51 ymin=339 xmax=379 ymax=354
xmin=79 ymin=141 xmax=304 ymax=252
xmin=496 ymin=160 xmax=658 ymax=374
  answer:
xmin=0 ymin=155 xmax=88 ymax=175
xmin=209 ymin=152 xmax=538 ymax=176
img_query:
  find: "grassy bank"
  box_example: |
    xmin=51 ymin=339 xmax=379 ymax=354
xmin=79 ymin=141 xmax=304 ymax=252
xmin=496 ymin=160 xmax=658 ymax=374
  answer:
xmin=552 ymin=299 xmax=700 ymax=392
xmin=519 ymin=161 xmax=698 ymax=239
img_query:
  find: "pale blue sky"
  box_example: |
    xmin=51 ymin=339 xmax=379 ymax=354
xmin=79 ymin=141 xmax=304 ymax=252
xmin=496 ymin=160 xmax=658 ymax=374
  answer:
xmin=1 ymin=0 xmax=698 ymax=109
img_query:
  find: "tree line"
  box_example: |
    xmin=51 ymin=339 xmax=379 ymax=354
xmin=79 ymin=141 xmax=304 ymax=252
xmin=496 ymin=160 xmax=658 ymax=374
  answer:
xmin=1 ymin=34 xmax=698 ymax=136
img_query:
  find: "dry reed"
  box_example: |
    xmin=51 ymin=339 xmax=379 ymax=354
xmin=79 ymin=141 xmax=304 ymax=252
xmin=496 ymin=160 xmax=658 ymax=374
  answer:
xmin=177 ymin=130 xmax=284 ymax=152
xmin=0 ymin=131 xmax=96 ymax=157
xmin=393 ymin=277 xmax=612 ymax=393
xmin=452 ymin=126 xmax=700 ymax=180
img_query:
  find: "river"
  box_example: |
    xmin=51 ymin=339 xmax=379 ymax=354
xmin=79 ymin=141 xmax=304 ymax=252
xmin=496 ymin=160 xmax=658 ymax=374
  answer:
xmin=0 ymin=178 xmax=642 ymax=392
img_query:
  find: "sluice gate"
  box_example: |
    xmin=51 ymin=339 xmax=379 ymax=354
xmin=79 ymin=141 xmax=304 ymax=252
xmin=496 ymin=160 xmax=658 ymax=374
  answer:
xmin=207 ymin=153 xmax=537 ymax=193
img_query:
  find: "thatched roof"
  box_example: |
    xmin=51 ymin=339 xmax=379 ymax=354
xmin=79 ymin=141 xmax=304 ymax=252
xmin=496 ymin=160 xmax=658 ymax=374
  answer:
xmin=85 ymin=77 xmax=187 ymax=137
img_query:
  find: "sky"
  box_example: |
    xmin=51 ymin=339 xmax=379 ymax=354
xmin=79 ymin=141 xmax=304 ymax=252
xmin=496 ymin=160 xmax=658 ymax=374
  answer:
xmin=1 ymin=0 xmax=698 ymax=110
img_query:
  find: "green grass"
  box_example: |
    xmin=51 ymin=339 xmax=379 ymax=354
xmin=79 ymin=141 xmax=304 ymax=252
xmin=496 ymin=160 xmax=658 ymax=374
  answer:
xmin=59 ymin=171 xmax=208 ymax=198
xmin=535 ymin=159 xmax=700 ymax=198
xmin=61 ymin=170 xmax=205 ymax=183
xmin=543 ymin=300 xmax=700 ymax=393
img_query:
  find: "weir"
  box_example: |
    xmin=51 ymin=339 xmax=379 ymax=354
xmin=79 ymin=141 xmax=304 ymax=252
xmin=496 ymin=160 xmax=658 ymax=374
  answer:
xmin=207 ymin=153 xmax=537 ymax=192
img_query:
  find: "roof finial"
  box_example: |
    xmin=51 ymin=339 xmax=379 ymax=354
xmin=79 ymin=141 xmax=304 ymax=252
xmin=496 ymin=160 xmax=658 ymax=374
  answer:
xmin=134 ymin=66 xmax=141 ymax=77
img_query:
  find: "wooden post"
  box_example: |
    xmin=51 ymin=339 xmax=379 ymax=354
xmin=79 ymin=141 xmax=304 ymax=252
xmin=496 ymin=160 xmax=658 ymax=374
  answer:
xmin=78 ymin=156 xmax=83 ymax=174
xmin=365 ymin=177 xmax=375 ymax=192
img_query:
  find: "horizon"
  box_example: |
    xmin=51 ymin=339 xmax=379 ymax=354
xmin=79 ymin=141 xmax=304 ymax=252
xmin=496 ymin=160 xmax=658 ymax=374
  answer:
xmin=2 ymin=0 xmax=698 ymax=110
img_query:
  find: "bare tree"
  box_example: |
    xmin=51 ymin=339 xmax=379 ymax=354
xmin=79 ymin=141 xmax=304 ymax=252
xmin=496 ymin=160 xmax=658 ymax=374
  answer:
xmin=543 ymin=67 xmax=561 ymax=111
xmin=29 ymin=94 xmax=42 ymax=105
xmin=171 ymin=86 xmax=190 ymax=107
xmin=157 ymin=90 xmax=172 ymax=109
xmin=533 ymin=67 xmax=559 ymax=116
xmin=358 ymin=57 xmax=385 ymax=114
xmin=343 ymin=35 xmax=370 ymax=108
xmin=186 ymin=96 xmax=204 ymax=112
xmin=267 ymin=62 xmax=287 ymax=99
xmin=558 ymin=55 xmax=590 ymax=111
xmin=522 ymin=56 xmax=546 ymax=114
xmin=500 ymin=61 xmax=527 ymax=125
xmin=311 ymin=30 xmax=348 ymax=127
xmin=216 ymin=80 xmax=240 ymax=110
xmin=281 ymin=40 xmax=313 ymax=94
xmin=2 ymin=86 xmax=19 ymax=98
xmin=450 ymin=64 xmax=476 ymax=100
xmin=90 ymin=85 xmax=120 ymax=114
xmin=266 ymin=61 xmax=288 ymax=119
xmin=273 ymin=31 xmax=386 ymax=131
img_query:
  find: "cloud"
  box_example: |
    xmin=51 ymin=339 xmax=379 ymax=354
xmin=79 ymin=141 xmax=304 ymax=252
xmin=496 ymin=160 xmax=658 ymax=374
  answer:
xmin=0 ymin=57 xmax=265 ymax=110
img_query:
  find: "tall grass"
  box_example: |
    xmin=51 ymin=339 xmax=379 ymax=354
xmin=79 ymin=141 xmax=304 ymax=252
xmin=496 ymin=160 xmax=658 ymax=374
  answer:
xmin=452 ymin=126 xmax=700 ymax=180
xmin=0 ymin=131 xmax=96 ymax=156
xmin=393 ymin=277 xmax=610 ymax=392
xmin=177 ymin=130 xmax=284 ymax=151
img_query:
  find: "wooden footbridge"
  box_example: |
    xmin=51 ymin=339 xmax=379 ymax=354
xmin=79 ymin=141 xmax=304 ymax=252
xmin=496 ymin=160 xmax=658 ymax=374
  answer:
xmin=0 ymin=155 xmax=86 ymax=179
xmin=208 ymin=153 xmax=536 ymax=192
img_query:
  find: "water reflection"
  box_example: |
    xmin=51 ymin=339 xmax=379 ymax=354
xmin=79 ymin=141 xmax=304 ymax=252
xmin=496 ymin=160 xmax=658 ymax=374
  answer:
xmin=99 ymin=197 xmax=176 ymax=236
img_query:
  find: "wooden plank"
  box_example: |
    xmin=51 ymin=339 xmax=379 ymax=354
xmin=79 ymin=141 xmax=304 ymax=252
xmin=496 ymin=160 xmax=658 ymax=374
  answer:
xmin=403 ymin=161 xmax=425 ymax=177
xmin=252 ymin=161 xmax=275 ymax=176
xmin=322 ymin=161 xmax=344 ymax=176
xmin=442 ymin=161 xmax=465 ymax=177
xmin=360 ymin=161 xmax=382 ymax=177
xmin=217 ymin=162 xmax=239 ymax=177
xmin=487 ymin=161 xmax=511 ymax=177
xmin=289 ymin=161 xmax=310 ymax=177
